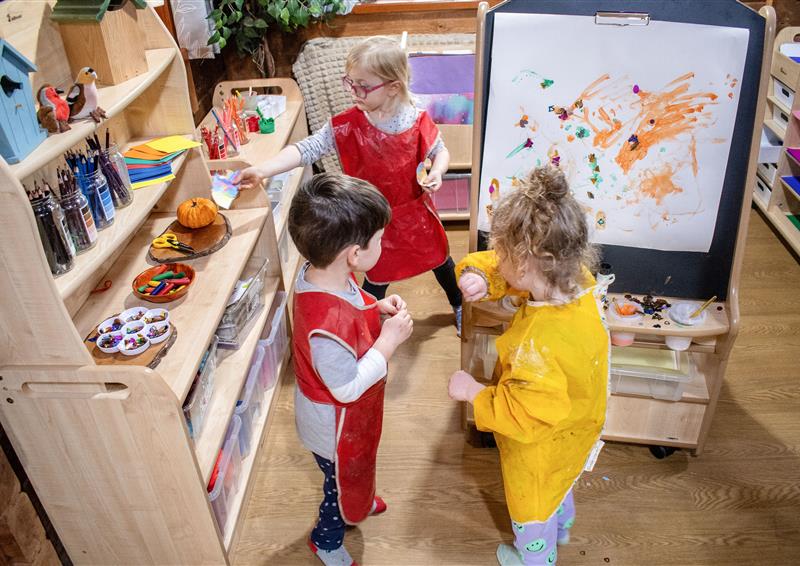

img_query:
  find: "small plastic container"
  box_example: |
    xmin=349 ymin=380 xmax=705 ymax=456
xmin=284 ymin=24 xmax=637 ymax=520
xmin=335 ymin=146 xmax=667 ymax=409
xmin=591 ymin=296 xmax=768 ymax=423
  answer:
xmin=119 ymin=333 xmax=150 ymax=356
xmin=98 ymin=316 xmax=125 ymax=335
xmin=258 ymin=291 xmax=288 ymax=391
xmin=145 ymin=321 xmax=171 ymax=344
xmin=183 ymin=336 xmax=219 ymax=440
xmin=234 ymin=356 xmax=264 ymax=458
xmin=216 ymin=257 xmax=268 ymax=349
xmin=97 ymin=331 xmax=123 ymax=354
xmin=609 ymin=301 xmax=643 ymax=346
xmin=665 ymin=303 xmax=708 ymax=351
xmin=610 ymin=346 xmax=695 ymax=401
xmin=123 ymin=321 xmax=145 ymax=335
xmin=208 ymin=415 xmax=243 ymax=532
xmin=120 ymin=306 xmax=148 ymax=323
xmin=143 ymin=308 xmax=169 ymax=325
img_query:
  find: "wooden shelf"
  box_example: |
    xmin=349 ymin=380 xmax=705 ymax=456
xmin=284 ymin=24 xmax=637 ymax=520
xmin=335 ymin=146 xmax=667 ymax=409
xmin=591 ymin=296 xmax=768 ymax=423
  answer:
xmin=72 ymin=207 xmax=269 ymax=401
xmin=764 ymin=118 xmax=786 ymax=141
xmin=56 ymin=143 xmax=190 ymax=302
xmin=9 ymin=48 xmax=177 ymax=180
xmin=602 ymin=394 xmax=705 ymax=448
xmin=753 ymin=184 xmax=770 ymax=212
xmin=223 ymin=347 xmax=289 ymax=551
xmin=195 ymin=276 xmax=280 ymax=483
xmin=779 ymin=176 xmax=800 ymax=203
xmin=767 ymin=94 xmax=792 ymax=115
xmin=200 ymin=101 xmax=303 ymax=170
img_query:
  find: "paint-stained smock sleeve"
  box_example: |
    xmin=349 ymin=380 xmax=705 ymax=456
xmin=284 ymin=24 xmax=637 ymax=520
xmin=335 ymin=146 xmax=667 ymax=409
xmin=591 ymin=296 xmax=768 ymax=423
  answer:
xmin=455 ymin=251 xmax=526 ymax=301
xmin=472 ymin=341 xmax=572 ymax=444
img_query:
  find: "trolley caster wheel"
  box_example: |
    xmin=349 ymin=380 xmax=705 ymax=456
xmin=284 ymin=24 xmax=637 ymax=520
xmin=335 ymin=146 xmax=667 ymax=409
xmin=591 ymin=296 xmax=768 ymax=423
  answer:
xmin=649 ymin=445 xmax=677 ymax=459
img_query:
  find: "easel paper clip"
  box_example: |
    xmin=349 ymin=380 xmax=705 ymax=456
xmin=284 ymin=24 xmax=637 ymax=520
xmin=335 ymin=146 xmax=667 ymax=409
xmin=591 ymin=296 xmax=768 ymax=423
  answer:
xmin=595 ymin=12 xmax=650 ymax=26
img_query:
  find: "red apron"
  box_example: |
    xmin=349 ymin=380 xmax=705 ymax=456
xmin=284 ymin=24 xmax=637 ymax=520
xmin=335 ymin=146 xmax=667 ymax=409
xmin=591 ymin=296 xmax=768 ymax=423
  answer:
xmin=292 ymin=278 xmax=384 ymax=524
xmin=331 ymin=107 xmax=449 ymax=284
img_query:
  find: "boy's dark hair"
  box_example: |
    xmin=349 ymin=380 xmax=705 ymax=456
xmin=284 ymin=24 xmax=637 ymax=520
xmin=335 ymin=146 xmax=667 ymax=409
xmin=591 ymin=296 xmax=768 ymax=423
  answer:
xmin=288 ymin=173 xmax=391 ymax=268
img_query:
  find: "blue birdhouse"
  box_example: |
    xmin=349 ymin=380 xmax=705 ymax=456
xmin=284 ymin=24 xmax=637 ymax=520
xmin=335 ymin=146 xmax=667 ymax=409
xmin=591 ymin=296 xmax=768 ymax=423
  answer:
xmin=0 ymin=40 xmax=47 ymax=164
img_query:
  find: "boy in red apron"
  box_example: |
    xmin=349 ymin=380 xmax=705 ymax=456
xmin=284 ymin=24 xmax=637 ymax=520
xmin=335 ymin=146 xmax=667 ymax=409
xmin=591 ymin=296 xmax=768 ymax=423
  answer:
xmin=289 ymin=173 xmax=414 ymax=566
xmin=239 ymin=36 xmax=463 ymax=333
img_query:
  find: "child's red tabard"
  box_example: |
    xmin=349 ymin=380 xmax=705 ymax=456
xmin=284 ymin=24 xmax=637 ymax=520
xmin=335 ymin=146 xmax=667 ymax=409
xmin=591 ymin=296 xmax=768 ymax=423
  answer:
xmin=332 ymin=107 xmax=449 ymax=284
xmin=292 ymin=283 xmax=384 ymax=524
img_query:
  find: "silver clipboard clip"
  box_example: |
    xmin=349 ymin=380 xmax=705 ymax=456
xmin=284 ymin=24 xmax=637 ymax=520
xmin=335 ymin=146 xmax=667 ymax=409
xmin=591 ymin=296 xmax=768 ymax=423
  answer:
xmin=595 ymin=12 xmax=650 ymax=26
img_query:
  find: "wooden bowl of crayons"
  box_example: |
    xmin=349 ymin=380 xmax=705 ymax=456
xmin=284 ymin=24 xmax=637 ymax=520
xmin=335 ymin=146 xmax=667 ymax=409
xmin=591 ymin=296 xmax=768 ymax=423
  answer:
xmin=132 ymin=263 xmax=195 ymax=303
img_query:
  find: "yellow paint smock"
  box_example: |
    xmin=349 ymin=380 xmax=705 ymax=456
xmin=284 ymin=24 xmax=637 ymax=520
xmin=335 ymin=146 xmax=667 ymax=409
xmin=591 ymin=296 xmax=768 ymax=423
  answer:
xmin=457 ymin=251 xmax=610 ymax=523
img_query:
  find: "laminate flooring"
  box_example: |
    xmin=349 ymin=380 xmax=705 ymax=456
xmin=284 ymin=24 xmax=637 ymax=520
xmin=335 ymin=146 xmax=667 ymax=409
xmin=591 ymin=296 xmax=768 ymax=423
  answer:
xmin=233 ymin=210 xmax=800 ymax=566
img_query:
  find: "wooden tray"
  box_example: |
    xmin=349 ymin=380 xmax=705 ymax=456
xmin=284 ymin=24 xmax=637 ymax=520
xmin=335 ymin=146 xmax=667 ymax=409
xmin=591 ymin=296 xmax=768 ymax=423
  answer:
xmin=147 ymin=213 xmax=231 ymax=264
xmin=84 ymin=321 xmax=178 ymax=369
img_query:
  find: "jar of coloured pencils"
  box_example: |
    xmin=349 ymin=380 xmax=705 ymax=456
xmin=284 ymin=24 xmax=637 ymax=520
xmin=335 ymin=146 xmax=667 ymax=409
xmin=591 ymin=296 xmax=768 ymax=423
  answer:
xmin=31 ymin=193 xmax=76 ymax=276
xmin=59 ymin=190 xmax=98 ymax=253
xmin=77 ymin=169 xmax=115 ymax=230
xmin=99 ymin=142 xmax=133 ymax=208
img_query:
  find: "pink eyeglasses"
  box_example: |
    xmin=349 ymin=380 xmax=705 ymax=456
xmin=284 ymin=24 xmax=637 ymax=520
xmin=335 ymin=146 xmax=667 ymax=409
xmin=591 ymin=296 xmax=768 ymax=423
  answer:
xmin=342 ymin=76 xmax=392 ymax=99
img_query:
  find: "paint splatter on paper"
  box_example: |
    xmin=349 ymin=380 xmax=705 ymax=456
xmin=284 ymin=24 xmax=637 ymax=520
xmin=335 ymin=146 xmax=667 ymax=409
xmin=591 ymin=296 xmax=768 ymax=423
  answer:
xmin=478 ymin=13 xmax=748 ymax=252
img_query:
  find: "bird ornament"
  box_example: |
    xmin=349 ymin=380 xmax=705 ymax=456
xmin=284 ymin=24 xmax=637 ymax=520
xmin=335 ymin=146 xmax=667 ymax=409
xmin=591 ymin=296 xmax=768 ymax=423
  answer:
xmin=36 ymin=84 xmax=71 ymax=133
xmin=67 ymin=67 xmax=107 ymax=123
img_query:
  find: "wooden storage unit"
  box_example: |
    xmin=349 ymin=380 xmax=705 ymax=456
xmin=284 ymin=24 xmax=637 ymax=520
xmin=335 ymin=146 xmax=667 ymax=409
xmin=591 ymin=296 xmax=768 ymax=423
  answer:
xmin=754 ymin=26 xmax=800 ymax=257
xmin=0 ymin=3 xmax=295 ymax=563
xmin=459 ymin=3 xmax=775 ymax=457
xmin=196 ymin=79 xmax=312 ymax=292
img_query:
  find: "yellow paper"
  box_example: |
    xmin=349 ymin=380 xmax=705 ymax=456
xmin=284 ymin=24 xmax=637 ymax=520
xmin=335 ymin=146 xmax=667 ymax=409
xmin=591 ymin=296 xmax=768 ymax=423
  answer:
xmin=132 ymin=174 xmax=176 ymax=190
xmin=145 ymin=135 xmax=201 ymax=154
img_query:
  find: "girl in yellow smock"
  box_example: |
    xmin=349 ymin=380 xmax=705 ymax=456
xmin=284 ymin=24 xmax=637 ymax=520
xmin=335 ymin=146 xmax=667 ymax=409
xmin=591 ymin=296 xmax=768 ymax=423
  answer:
xmin=448 ymin=167 xmax=611 ymax=566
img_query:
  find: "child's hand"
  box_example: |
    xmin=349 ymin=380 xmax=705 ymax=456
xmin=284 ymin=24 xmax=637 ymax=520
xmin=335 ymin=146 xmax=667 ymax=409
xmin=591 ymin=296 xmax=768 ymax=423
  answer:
xmin=421 ymin=171 xmax=443 ymax=193
xmin=378 ymin=294 xmax=406 ymax=315
xmin=373 ymin=308 xmax=413 ymax=361
xmin=448 ymin=370 xmax=485 ymax=403
xmin=237 ymin=166 xmax=266 ymax=190
xmin=459 ymin=272 xmax=488 ymax=302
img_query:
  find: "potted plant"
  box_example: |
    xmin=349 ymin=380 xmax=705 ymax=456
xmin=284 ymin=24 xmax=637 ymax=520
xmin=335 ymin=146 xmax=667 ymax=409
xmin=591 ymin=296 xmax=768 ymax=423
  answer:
xmin=207 ymin=0 xmax=354 ymax=77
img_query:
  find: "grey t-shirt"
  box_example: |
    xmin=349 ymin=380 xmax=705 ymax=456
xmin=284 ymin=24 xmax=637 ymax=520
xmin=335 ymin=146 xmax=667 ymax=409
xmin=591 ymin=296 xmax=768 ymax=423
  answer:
xmin=294 ymin=264 xmax=367 ymax=460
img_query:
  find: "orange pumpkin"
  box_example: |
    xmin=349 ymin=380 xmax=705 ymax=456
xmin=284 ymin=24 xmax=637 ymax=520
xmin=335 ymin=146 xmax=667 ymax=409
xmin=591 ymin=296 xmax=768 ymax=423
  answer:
xmin=177 ymin=198 xmax=217 ymax=229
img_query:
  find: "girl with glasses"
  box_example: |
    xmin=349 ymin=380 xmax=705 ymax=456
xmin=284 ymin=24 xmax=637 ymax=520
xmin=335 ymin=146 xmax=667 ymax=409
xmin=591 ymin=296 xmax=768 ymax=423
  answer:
xmin=238 ymin=35 xmax=463 ymax=335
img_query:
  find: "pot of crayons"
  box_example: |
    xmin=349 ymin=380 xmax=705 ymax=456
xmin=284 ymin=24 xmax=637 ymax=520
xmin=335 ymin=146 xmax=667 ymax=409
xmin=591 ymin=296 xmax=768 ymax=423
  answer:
xmin=132 ymin=263 xmax=195 ymax=303
xmin=64 ymin=149 xmax=115 ymax=230
xmin=86 ymin=131 xmax=133 ymax=209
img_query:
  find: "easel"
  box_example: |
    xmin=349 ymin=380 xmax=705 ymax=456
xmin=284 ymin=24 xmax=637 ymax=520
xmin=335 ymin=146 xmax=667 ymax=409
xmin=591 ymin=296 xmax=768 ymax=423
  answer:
xmin=461 ymin=1 xmax=776 ymax=457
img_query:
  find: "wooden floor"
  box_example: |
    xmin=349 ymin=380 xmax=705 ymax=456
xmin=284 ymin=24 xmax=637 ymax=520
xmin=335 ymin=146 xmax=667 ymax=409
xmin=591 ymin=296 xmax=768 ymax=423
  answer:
xmin=233 ymin=210 xmax=800 ymax=565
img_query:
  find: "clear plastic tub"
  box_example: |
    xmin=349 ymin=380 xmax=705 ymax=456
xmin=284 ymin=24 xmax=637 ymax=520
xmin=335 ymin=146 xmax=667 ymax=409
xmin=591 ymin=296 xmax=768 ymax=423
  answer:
xmin=258 ymin=291 xmax=289 ymax=392
xmin=216 ymin=257 xmax=268 ymax=349
xmin=183 ymin=336 xmax=219 ymax=440
xmin=234 ymin=349 xmax=265 ymax=458
xmin=610 ymin=346 xmax=695 ymax=402
xmin=208 ymin=415 xmax=243 ymax=532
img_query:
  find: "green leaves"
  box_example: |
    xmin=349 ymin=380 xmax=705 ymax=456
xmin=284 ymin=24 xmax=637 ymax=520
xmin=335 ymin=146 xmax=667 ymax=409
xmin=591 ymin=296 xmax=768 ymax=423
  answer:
xmin=206 ymin=0 xmax=347 ymax=57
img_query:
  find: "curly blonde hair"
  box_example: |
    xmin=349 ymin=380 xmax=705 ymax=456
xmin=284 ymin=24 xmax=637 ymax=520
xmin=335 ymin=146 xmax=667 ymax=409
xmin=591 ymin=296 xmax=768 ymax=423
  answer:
xmin=490 ymin=166 xmax=598 ymax=299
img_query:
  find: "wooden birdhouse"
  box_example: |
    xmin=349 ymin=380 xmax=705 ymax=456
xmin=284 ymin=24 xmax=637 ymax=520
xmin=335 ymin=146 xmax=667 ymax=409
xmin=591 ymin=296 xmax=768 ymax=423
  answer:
xmin=51 ymin=0 xmax=149 ymax=86
xmin=0 ymin=40 xmax=47 ymax=164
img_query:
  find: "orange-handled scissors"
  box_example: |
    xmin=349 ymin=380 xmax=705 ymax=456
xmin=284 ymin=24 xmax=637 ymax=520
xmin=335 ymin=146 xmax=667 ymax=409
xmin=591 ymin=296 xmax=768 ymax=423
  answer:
xmin=151 ymin=233 xmax=194 ymax=253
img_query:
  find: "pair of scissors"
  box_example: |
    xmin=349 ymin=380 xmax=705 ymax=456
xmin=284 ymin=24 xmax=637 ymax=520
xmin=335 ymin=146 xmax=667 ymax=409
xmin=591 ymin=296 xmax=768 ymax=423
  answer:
xmin=151 ymin=233 xmax=194 ymax=253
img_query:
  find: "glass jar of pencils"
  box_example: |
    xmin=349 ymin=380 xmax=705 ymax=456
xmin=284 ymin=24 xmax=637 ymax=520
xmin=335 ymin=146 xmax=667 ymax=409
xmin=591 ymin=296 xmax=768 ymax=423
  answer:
xmin=99 ymin=142 xmax=132 ymax=209
xmin=59 ymin=190 xmax=98 ymax=253
xmin=31 ymin=193 xmax=76 ymax=276
xmin=77 ymin=169 xmax=115 ymax=230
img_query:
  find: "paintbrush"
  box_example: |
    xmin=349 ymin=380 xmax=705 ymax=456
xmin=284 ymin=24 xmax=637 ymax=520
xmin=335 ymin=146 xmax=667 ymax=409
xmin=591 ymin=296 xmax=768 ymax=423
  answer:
xmin=690 ymin=295 xmax=717 ymax=318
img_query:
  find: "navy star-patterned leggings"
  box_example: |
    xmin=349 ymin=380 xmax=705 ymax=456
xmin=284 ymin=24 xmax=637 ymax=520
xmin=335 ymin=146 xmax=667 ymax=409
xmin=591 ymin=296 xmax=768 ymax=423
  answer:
xmin=310 ymin=453 xmax=346 ymax=551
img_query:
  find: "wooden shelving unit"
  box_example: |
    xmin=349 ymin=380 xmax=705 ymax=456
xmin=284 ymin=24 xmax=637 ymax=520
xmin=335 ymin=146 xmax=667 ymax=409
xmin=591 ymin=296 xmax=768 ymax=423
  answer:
xmin=0 ymin=3 xmax=303 ymax=564
xmin=754 ymin=25 xmax=800 ymax=257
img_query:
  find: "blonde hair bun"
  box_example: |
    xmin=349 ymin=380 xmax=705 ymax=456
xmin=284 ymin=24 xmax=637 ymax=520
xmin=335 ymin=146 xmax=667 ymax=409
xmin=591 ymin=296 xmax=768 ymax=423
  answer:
xmin=523 ymin=166 xmax=570 ymax=203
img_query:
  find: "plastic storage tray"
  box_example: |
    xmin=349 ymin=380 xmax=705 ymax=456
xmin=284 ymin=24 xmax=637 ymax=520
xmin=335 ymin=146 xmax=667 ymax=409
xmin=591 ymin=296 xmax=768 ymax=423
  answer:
xmin=234 ymin=347 xmax=265 ymax=458
xmin=216 ymin=256 xmax=268 ymax=348
xmin=610 ymin=347 xmax=695 ymax=402
xmin=431 ymin=173 xmax=470 ymax=214
xmin=208 ymin=415 xmax=243 ymax=532
xmin=258 ymin=291 xmax=289 ymax=392
xmin=183 ymin=336 xmax=219 ymax=440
